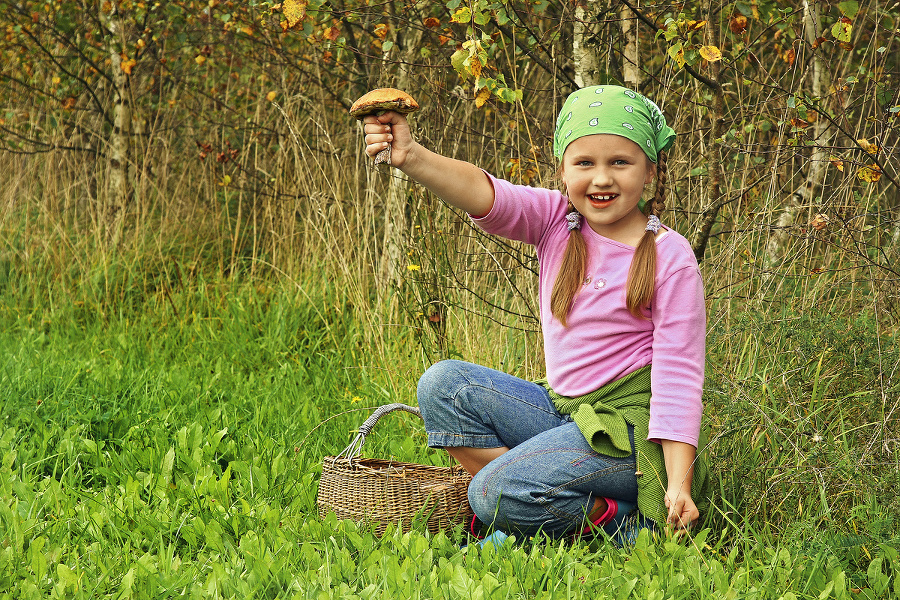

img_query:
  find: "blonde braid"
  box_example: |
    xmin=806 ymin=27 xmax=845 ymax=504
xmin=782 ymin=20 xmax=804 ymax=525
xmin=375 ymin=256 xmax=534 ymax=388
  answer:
xmin=626 ymin=152 xmax=668 ymax=317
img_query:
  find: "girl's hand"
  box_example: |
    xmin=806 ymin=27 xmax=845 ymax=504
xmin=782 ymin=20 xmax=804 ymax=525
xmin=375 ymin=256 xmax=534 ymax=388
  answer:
xmin=360 ymin=111 xmax=495 ymax=216
xmin=362 ymin=111 xmax=414 ymax=168
xmin=664 ymin=485 xmax=699 ymax=530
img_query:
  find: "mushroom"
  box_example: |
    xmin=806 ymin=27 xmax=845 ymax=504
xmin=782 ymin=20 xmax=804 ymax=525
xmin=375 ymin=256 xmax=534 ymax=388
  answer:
xmin=349 ymin=88 xmax=419 ymax=166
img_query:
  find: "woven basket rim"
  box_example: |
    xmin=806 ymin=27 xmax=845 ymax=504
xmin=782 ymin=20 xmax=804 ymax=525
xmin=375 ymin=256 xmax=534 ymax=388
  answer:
xmin=322 ymin=456 xmax=471 ymax=478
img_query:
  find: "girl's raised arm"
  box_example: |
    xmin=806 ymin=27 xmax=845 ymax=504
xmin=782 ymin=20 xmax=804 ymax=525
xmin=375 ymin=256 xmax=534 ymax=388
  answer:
xmin=362 ymin=112 xmax=495 ymax=217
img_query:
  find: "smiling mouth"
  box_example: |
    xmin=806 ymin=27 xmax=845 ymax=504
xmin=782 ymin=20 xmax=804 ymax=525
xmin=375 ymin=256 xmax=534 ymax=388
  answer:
xmin=588 ymin=193 xmax=618 ymax=207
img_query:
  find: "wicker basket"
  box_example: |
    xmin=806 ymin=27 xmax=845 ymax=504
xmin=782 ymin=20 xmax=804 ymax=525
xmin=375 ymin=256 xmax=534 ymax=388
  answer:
xmin=317 ymin=403 xmax=473 ymax=536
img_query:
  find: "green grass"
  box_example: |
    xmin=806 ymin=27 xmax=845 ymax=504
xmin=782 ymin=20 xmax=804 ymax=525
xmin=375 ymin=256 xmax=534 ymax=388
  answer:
xmin=0 ymin=271 xmax=898 ymax=598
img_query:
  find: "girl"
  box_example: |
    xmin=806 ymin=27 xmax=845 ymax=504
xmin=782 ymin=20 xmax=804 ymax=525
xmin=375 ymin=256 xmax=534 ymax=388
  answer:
xmin=362 ymin=85 xmax=709 ymax=541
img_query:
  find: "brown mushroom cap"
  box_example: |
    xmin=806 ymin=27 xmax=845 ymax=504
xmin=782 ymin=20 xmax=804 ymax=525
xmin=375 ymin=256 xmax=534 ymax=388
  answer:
xmin=349 ymin=88 xmax=419 ymax=119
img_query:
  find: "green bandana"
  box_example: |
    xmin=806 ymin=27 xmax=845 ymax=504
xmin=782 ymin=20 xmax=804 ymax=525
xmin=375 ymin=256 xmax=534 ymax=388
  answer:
xmin=553 ymin=85 xmax=676 ymax=163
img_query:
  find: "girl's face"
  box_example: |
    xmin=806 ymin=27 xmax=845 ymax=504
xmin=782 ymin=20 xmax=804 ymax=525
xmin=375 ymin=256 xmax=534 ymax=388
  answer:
xmin=559 ymin=134 xmax=656 ymax=245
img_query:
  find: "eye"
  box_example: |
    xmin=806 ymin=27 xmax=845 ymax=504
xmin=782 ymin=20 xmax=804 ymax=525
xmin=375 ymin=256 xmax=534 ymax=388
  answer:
xmin=575 ymin=160 xmax=593 ymax=167
xmin=612 ymin=159 xmax=630 ymax=166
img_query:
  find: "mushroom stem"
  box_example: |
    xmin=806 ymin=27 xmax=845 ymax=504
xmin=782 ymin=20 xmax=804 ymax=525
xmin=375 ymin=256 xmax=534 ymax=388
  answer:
xmin=374 ymin=146 xmax=391 ymax=166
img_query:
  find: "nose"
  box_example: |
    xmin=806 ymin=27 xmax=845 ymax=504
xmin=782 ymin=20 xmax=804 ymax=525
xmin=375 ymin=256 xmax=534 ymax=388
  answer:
xmin=592 ymin=165 xmax=614 ymax=187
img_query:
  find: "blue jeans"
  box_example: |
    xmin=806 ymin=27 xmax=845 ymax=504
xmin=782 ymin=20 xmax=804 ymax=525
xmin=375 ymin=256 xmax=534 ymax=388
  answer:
xmin=417 ymin=360 xmax=639 ymax=538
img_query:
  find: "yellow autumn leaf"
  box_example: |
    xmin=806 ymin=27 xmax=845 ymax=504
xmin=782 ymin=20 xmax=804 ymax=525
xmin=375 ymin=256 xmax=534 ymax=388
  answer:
xmin=685 ymin=20 xmax=707 ymax=32
xmin=195 ymin=55 xmax=206 ymax=65
xmin=856 ymin=138 xmax=880 ymax=155
xmin=829 ymin=156 xmax=844 ymax=171
xmin=475 ymin=86 xmax=491 ymax=108
xmin=857 ymin=163 xmax=882 ymax=183
xmin=373 ymin=23 xmax=389 ymax=39
xmin=699 ymin=45 xmax=722 ymax=62
xmin=283 ymin=0 xmax=306 ymax=29
xmin=469 ymin=56 xmax=483 ymax=81
xmin=121 ymin=57 xmax=136 ymax=74
xmin=667 ymin=44 xmax=686 ymax=68
xmin=507 ymin=158 xmax=520 ymax=178
xmin=266 ymin=91 xmax=277 ymax=102
xmin=522 ymin=167 xmax=537 ymax=185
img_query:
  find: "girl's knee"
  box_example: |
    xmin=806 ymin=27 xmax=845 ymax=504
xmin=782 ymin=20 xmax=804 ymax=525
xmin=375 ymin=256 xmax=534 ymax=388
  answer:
xmin=468 ymin=467 xmax=523 ymax=525
xmin=416 ymin=359 xmax=466 ymax=409
xmin=468 ymin=469 xmax=501 ymax=523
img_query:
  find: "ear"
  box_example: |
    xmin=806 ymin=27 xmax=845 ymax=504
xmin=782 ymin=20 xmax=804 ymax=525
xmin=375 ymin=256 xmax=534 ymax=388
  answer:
xmin=558 ymin=165 xmax=569 ymax=193
xmin=644 ymin=162 xmax=657 ymax=185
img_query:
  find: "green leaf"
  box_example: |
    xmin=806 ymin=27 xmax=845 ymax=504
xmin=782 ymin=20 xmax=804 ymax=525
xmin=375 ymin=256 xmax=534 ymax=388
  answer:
xmin=29 ymin=536 xmax=47 ymax=581
xmin=817 ymin=581 xmax=835 ymax=599
xmin=667 ymin=42 xmax=685 ymax=68
xmin=831 ymin=18 xmax=852 ymax=42
xmin=57 ymin=563 xmax=79 ymax=586
xmin=451 ymin=7 xmax=471 ymax=24
xmin=684 ymin=47 xmax=700 ymax=66
xmin=158 ymin=446 xmax=175 ymax=492
xmin=662 ymin=22 xmax=679 ymax=42
xmin=837 ymin=1 xmax=859 ymax=17
xmin=496 ymin=87 xmax=522 ymax=104
xmin=450 ymin=49 xmax=468 ymax=78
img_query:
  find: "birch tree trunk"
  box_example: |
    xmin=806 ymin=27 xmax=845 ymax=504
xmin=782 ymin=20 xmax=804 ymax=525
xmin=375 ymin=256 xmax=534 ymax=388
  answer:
xmin=377 ymin=4 xmax=425 ymax=290
xmin=573 ymin=0 xmax=604 ymax=87
xmin=763 ymin=0 xmax=831 ymax=270
xmin=619 ymin=1 xmax=640 ymax=88
xmin=99 ymin=4 xmax=131 ymax=244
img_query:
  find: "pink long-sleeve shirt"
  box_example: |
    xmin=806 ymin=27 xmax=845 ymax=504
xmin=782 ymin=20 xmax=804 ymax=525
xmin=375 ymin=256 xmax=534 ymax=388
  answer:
xmin=473 ymin=174 xmax=706 ymax=447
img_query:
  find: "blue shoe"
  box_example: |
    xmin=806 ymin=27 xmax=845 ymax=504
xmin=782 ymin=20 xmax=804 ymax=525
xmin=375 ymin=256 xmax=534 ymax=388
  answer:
xmin=460 ymin=528 xmax=509 ymax=550
xmin=606 ymin=508 xmax=654 ymax=546
xmin=601 ymin=499 xmax=636 ymax=537
xmin=477 ymin=530 xmax=509 ymax=549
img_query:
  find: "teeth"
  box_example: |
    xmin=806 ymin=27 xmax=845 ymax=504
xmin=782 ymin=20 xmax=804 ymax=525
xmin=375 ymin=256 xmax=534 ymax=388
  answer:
xmin=590 ymin=194 xmax=616 ymax=201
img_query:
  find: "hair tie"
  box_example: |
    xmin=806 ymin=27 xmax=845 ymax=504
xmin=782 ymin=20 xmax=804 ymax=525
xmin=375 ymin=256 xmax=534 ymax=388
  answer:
xmin=645 ymin=215 xmax=661 ymax=234
xmin=566 ymin=211 xmax=582 ymax=231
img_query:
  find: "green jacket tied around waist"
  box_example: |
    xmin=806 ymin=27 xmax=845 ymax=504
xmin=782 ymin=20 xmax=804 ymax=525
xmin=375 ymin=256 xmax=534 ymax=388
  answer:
xmin=541 ymin=365 xmax=710 ymax=528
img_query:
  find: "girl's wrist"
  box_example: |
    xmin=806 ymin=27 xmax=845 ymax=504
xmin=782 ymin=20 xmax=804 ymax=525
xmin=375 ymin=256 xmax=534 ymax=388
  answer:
xmin=667 ymin=483 xmax=692 ymax=496
xmin=395 ymin=140 xmax=421 ymax=174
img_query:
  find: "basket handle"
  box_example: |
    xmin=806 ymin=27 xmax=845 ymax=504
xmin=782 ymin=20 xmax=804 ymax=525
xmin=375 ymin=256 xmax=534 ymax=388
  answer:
xmin=333 ymin=403 xmax=422 ymax=462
